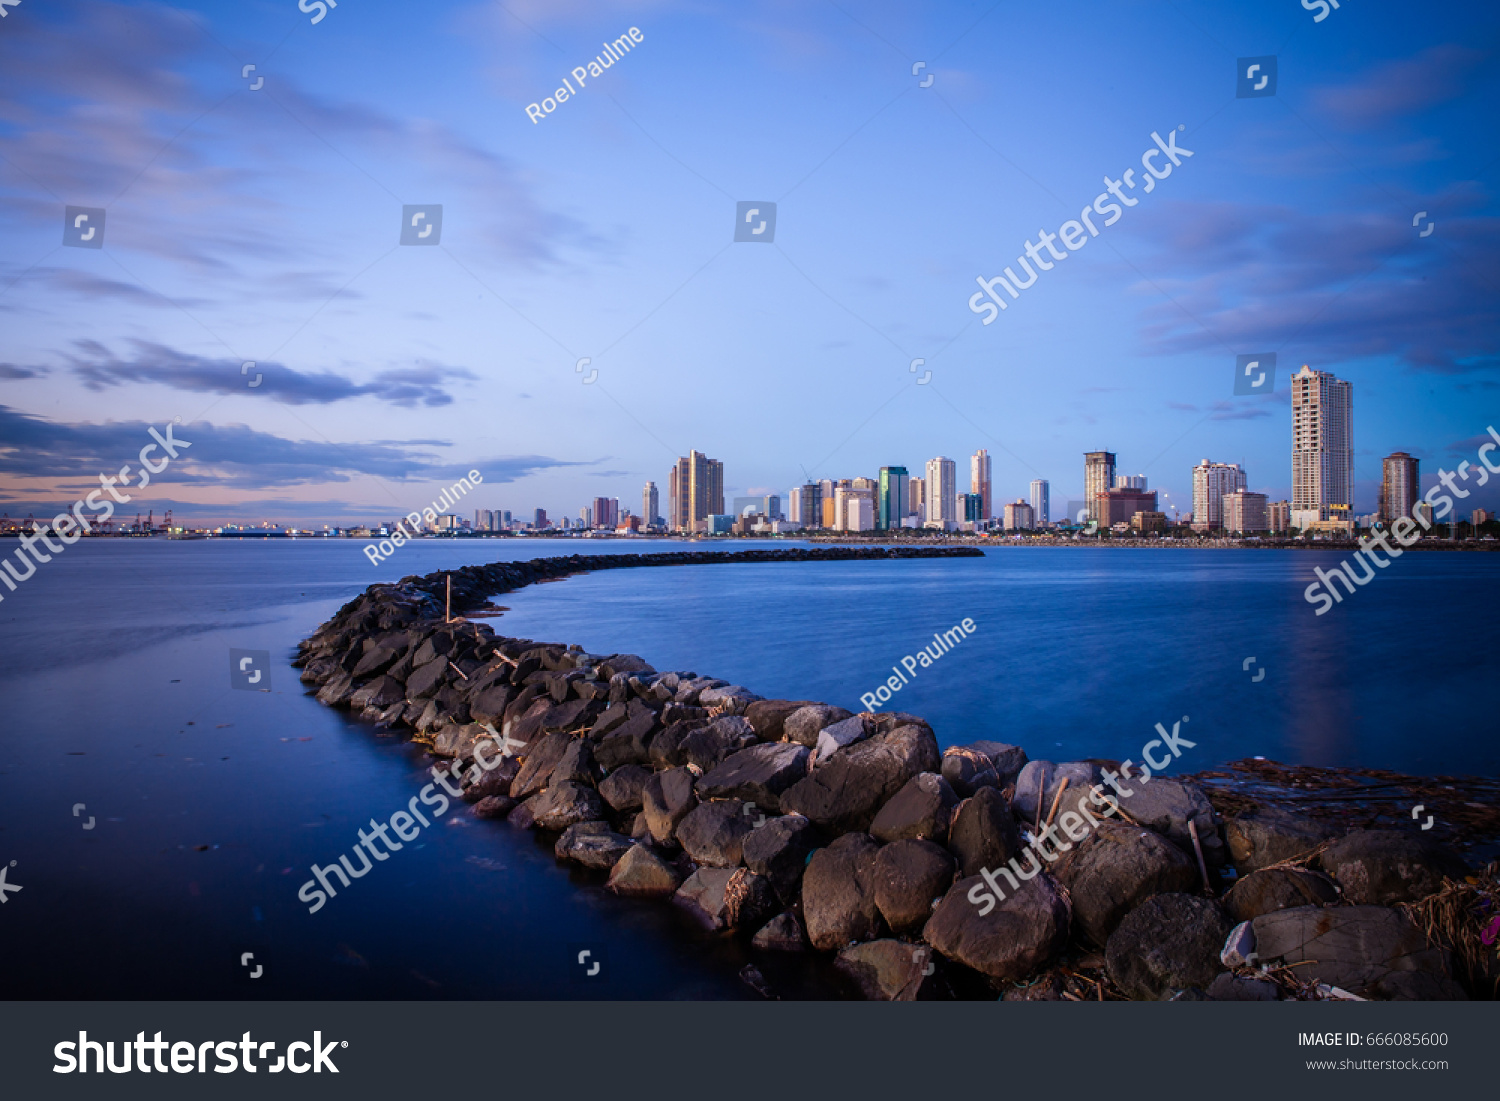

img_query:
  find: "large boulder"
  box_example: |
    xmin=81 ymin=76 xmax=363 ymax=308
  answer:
xmin=349 ymin=674 xmax=406 ymax=711
xmin=1114 ymin=777 xmax=1226 ymax=869
xmin=554 ymin=823 xmax=632 ymax=869
xmin=1105 ymin=894 xmax=1232 ymax=1000
xmin=743 ymin=699 xmax=818 ymax=743
xmin=1052 ymin=822 xmax=1199 ymax=946
xmin=780 ymin=724 xmax=941 ymax=833
xmin=468 ymin=684 xmax=514 ymax=727
xmin=606 ymin=844 xmax=684 ymax=898
xmin=835 ymin=940 xmax=948 ymax=1001
xmin=552 ymin=738 xmax=600 ymax=786
xmin=1224 ymin=867 xmax=1340 ymax=923
xmin=695 ymin=742 xmax=810 ymax=813
xmin=1012 ymin=760 xmax=1100 ymax=824
xmin=1225 ymin=807 xmax=1338 ymax=873
xmin=946 ymin=787 xmax=1024 ymax=878
xmin=527 ymin=781 xmax=605 ymax=831
xmin=679 ymin=715 xmax=757 ymax=772
xmin=431 ymin=723 xmax=486 ymax=760
xmin=676 ymin=801 xmax=754 ymax=867
xmin=874 ymin=839 xmax=955 ymax=934
xmin=642 ymin=767 xmax=698 ymax=845
xmin=742 ymin=814 xmax=817 ymax=905
xmin=923 ymin=873 xmax=1071 ymax=985
xmin=783 ymin=704 xmax=853 ymax=748
xmin=752 ymin=911 xmax=808 ymax=952
xmin=674 ymin=868 xmax=737 ymax=931
xmin=802 ymin=833 xmax=885 ymax=951
xmin=509 ymin=731 xmax=574 ymax=799
xmin=870 ymin=772 xmax=958 ymax=844
xmin=594 ymin=703 xmax=662 ymax=770
xmin=723 ymin=869 xmax=780 ymax=931
xmin=941 ymin=741 xmax=1027 ymax=796
xmin=462 ymin=755 xmax=521 ymax=803
xmin=405 ymin=657 xmax=451 ymax=700
xmin=812 ymin=715 xmax=871 ymax=765
xmin=599 ymin=764 xmax=652 ymax=812
xmin=1317 ymin=830 xmax=1467 ymax=905
xmin=1251 ymin=905 xmax=1463 ymax=999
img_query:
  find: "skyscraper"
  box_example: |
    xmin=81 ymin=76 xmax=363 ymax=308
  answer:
xmin=643 ymin=481 xmax=660 ymax=527
xmin=668 ymin=450 xmax=725 ymax=533
xmin=878 ymin=466 xmax=909 ymax=530
xmin=591 ymin=497 xmax=619 ymax=529
xmin=1115 ymin=474 xmax=1147 ymax=490
xmin=1292 ymin=365 xmax=1353 ymax=523
xmin=1192 ymin=460 xmax=1247 ymax=531
xmin=1084 ymin=451 xmax=1116 ymax=524
xmin=1003 ymin=500 xmax=1034 ymax=530
xmin=970 ymin=449 xmax=992 ymax=520
xmin=1380 ymin=452 xmax=1419 ymax=524
xmin=925 ymin=457 xmax=958 ymax=525
xmin=909 ymin=476 xmax=925 ymax=523
xmin=794 ymin=483 xmax=821 ymax=529
xmin=1029 ymin=479 xmax=1049 ymax=527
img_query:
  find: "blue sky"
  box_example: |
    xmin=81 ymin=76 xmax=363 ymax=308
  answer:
xmin=1 ymin=0 xmax=1496 ymax=523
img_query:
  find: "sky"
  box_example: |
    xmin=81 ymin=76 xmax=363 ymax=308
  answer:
xmin=0 ymin=0 xmax=1497 ymax=525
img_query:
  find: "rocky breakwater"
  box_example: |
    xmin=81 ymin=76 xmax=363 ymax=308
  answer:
xmin=294 ymin=547 xmax=1490 ymax=1001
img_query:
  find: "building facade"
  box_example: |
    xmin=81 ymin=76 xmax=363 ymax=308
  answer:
xmin=970 ymin=449 xmax=992 ymax=520
xmin=668 ymin=450 xmax=724 ymax=533
xmin=1292 ymin=365 xmax=1353 ymax=522
xmin=1380 ymin=452 xmax=1419 ymax=524
xmin=1268 ymin=499 xmax=1291 ymax=534
xmin=925 ymin=457 xmax=958 ymax=525
xmin=878 ymin=466 xmax=909 ymax=530
xmin=1191 ymin=459 xmax=1247 ymax=531
xmin=1222 ymin=490 xmax=1270 ymax=533
xmin=1029 ymin=479 xmax=1049 ymax=528
xmin=1003 ymin=499 xmax=1034 ymax=531
xmin=643 ymin=482 xmax=660 ymax=527
xmin=1098 ymin=488 xmax=1158 ymax=527
xmin=1084 ymin=451 xmax=1117 ymax=524
xmin=908 ymin=476 xmax=925 ymax=523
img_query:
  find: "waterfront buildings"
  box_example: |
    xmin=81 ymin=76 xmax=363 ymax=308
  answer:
xmin=878 ymin=467 xmax=909 ymax=530
xmin=909 ymin=476 xmax=926 ymax=524
xmin=643 ymin=482 xmax=660 ymax=527
xmin=1191 ymin=459 xmax=1247 ymax=531
xmin=1002 ymin=499 xmax=1034 ymax=530
xmin=1029 ymin=479 xmax=1049 ymax=528
xmin=1098 ymin=487 xmax=1158 ymax=527
xmin=1131 ymin=511 xmax=1167 ymax=534
xmin=1292 ymin=365 xmax=1353 ymax=527
xmin=1268 ymin=499 xmax=1291 ymax=534
xmin=962 ymin=493 xmax=985 ymax=523
xmin=1115 ymin=474 xmax=1147 ymax=491
xmin=925 ymin=457 xmax=958 ymax=526
xmin=970 ymin=449 xmax=992 ymax=521
xmin=1380 ymin=452 xmax=1419 ymax=524
xmin=668 ymin=450 xmax=724 ymax=533
xmin=1084 ymin=451 xmax=1116 ymax=524
xmin=1222 ymin=490 xmax=1270 ymax=533
xmin=591 ymin=497 xmax=619 ymax=530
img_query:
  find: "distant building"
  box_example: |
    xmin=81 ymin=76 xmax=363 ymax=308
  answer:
xmin=878 ymin=466 xmax=909 ymax=531
xmin=925 ymin=457 xmax=958 ymax=525
xmin=823 ymin=479 xmax=848 ymax=529
xmin=970 ymin=449 xmax=992 ymax=520
xmin=845 ymin=495 xmax=874 ymax=532
xmin=1475 ymin=508 xmax=1494 ymax=526
xmin=1268 ymin=500 xmax=1291 ymax=534
xmin=1084 ymin=452 xmax=1116 ymax=524
xmin=1003 ymin=499 xmax=1034 ymax=531
xmin=1115 ymin=474 xmax=1147 ymax=490
xmin=962 ymin=493 xmax=985 ymax=523
xmin=792 ymin=483 xmax=821 ymax=529
xmin=1191 ymin=459 xmax=1247 ymax=531
xmin=1292 ymin=365 xmax=1353 ymax=522
xmin=1131 ymin=511 xmax=1167 ymax=534
xmin=1380 ymin=452 xmax=1419 ymax=524
xmin=1029 ymin=479 xmax=1049 ymax=527
xmin=1098 ymin=488 xmax=1158 ymax=527
xmin=833 ymin=484 xmax=874 ymax=532
xmin=909 ymin=476 xmax=926 ymax=523
xmin=643 ymin=482 xmax=660 ymax=527
xmin=669 ymin=450 xmax=724 ymax=533
xmin=706 ymin=514 xmax=733 ymax=535
xmin=591 ymin=497 xmax=619 ymax=529
xmin=533 ymin=508 xmax=548 ymax=529
xmin=1222 ymin=490 xmax=1269 ymax=533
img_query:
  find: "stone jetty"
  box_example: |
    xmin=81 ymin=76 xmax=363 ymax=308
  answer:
xmin=295 ymin=547 xmax=1497 ymax=1001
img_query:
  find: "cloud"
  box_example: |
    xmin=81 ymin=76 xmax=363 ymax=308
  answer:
xmin=1313 ymin=45 xmax=1491 ymax=130
xmin=0 ymin=364 xmax=44 ymax=380
xmin=59 ymin=340 xmax=476 ymax=407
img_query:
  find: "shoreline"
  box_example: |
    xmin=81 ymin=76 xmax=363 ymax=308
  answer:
xmin=295 ymin=547 xmax=1497 ymax=1001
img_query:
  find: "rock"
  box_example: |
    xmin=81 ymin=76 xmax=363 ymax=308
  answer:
xmin=743 ymin=699 xmax=818 ymax=743
xmin=462 ymin=755 xmax=520 ymax=802
xmin=432 ymin=723 xmax=487 ymax=760
xmin=941 ymin=741 xmax=1027 ymax=796
xmin=1225 ymin=807 xmax=1338 ymax=873
xmin=923 ymin=873 xmax=1071 ymax=985
xmin=1206 ymin=973 xmax=1280 ymax=1001
xmin=351 ymin=645 xmax=401 ymax=677
xmin=752 ymin=911 xmax=808 ymax=952
xmin=1013 ymin=760 xmax=1101 ymax=825
xmin=780 ymin=723 xmax=941 ymax=833
xmin=1224 ymin=867 xmax=1340 ymax=923
xmin=472 ymin=795 xmax=516 ymax=819
xmin=1251 ymin=904 xmax=1461 ymax=998
xmin=1051 ymin=821 xmax=1199 ymax=947
xmin=1317 ymin=830 xmax=1468 ymax=905
xmin=349 ymin=674 xmax=406 ymax=711
xmin=468 ymin=685 xmax=514 ymax=727
xmin=555 ymin=824 xmax=633 ymax=869
xmin=680 ymin=715 xmax=756 ymax=771
xmin=606 ymin=844 xmax=684 ymax=898
xmin=528 ymin=781 xmax=605 ymax=831
xmin=783 ymin=704 xmax=853 ymax=748
xmin=742 ymin=814 xmax=817 ymax=905
xmin=594 ymin=705 xmax=661 ymax=771
xmin=588 ymin=701 xmax=629 ymax=740
xmin=694 ymin=742 xmax=810 ymax=813
xmin=642 ymin=767 xmax=698 ymax=845
xmin=801 ymin=833 xmax=885 ymax=951
xmin=599 ymin=764 xmax=651 ymax=812
xmin=1220 ymin=920 xmax=1257 ymax=968
xmin=674 ymin=868 xmax=737 ymax=931
xmin=552 ymin=738 xmax=600 ymax=786
xmin=870 ymin=772 xmax=958 ymax=844
xmin=699 ymin=685 xmax=762 ymax=711
xmin=509 ymin=731 xmax=574 ymax=799
xmin=595 ymin=653 xmax=655 ymax=679
xmin=946 ymin=786 xmax=1024 ymax=878
xmin=835 ymin=940 xmax=947 ymax=1001
xmin=676 ymin=801 xmax=754 ymax=867
xmin=405 ymin=657 xmax=450 ymax=700
xmin=874 ymin=839 xmax=955 ymax=934
xmin=723 ymin=868 xmax=779 ymax=930
xmin=812 ymin=715 xmax=871 ymax=765
xmin=1114 ymin=776 xmax=1226 ymax=869
xmin=411 ymin=632 xmax=454 ymax=667
xmin=1105 ymin=893 xmax=1232 ymax=1001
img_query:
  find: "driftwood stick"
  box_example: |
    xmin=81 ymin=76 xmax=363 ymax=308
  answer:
xmin=1045 ymin=778 xmax=1071 ymax=831
xmin=1188 ymin=819 xmax=1212 ymax=894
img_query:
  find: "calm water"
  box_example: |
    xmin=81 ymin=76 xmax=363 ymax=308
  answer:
xmin=1 ymin=538 xmax=1495 ymax=999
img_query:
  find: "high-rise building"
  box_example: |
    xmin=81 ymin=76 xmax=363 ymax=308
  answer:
xmin=1191 ymin=460 xmax=1247 ymax=531
xmin=970 ymin=449 xmax=992 ymax=520
xmin=878 ymin=466 xmax=909 ymax=530
xmin=534 ymin=508 xmax=548 ymax=529
xmin=643 ymin=482 xmax=660 ymax=527
xmin=1475 ymin=508 xmax=1494 ymax=526
xmin=909 ymin=476 xmax=926 ymax=523
xmin=1003 ymin=499 xmax=1034 ymax=530
xmin=668 ymin=450 xmax=724 ymax=532
xmin=763 ymin=495 xmax=781 ymax=521
xmin=1115 ymin=474 xmax=1147 ymax=490
xmin=591 ymin=497 xmax=619 ymax=529
xmin=925 ymin=457 xmax=958 ymax=525
xmin=1099 ymin=488 xmax=1158 ymax=527
xmin=1268 ymin=500 xmax=1291 ymax=534
xmin=1029 ymin=479 xmax=1049 ymax=527
xmin=1222 ymin=490 xmax=1269 ymax=533
xmin=845 ymin=495 xmax=874 ymax=532
xmin=792 ymin=483 xmax=820 ymax=528
xmin=1379 ymin=452 xmax=1419 ymax=524
xmin=962 ymin=493 xmax=985 ymax=522
xmin=1084 ymin=452 xmax=1116 ymax=524
xmin=1292 ymin=365 xmax=1353 ymax=523
xmin=833 ymin=484 xmax=874 ymax=533
xmin=580 ymin=506 xmax=593 ymax=527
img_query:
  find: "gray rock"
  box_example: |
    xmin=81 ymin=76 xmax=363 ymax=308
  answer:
xmin=528 ymin=781 xmax=605 ymax=831
xmin=743 ymin=699 xmax=819 ymax=743
xmin=783 ymin=704 xmax=853 ymax=747
xmin=471 ymin=795 xmax=516 ymax=819
xmin=695 ymin=742 xmax=810 ymax=813
xmin=873 ymin=839 xmax=955 ymax=935
xmin=404 ymin=656 xmax=451 ymax=700
xmin=812 ymin=715 xmax=871 ymax=765
xmin=509 ymin=731 xmax=574 ymax=799
xmin=1114 ymin=776 xmax=1226 ymax=869
xmin=941 ymin=740 xmax=1027 ymax=796
xmin=605 ymin=843 xmax=683 ymax=898
xmin=1105 ymin=893 xmax=1232 ymax=1001
xmin=923 ymin=872 xmax=1071 ymax=985
xmin=1013 ymin=760 xmax=1102 ymax=825
xmin=462 ymin=754 xmax=520 ymax=802
xmin=554 ymin=824 xmax=633 ymax=869
xmin=835 ymin=940 xmax=948 ymax=1001
xmin=1251 ymin=904 xmax=1461 ymax=999
xmin=1206 ymin=972 xmax=1280 ymax=1001
xmin=468 ymin=684 xmax=514 ymax=727
xmin=552 ymin=738 xmax=600 ymax=786
xmin=780 ymin=723 xmax=942 ymax=833
xmin=674 ymin=867 xmax=737 ymax=931
xmin=642 ymin=767 xmax=698 ymax=845
xmin=680 ymin=715 xmax=757 ymax=771
xmin=1225 ymin=807 xmax=1339 ymax=873
xmin=594 ymin=705 xmax=661 ymax=771
xmin=723 ymin=868 xmax=779 ymax=931
xmin=1220 ymin=920 xmax=1257 ymax=968
xmin=676 ymin=800 xmax=754 ymax=867
xmin=870 ymin=772 xmax=958 ymax=844
xmin=1317 ymin=830 xmax=1467 ymax=905
xmin=946 ymin=787 xmax=1024 ymax=878
xmin=1051 ymin=821 xmax=1199 ymax=947
xmin=752 ymin=911 xmax=808 ymax=952
xmin=742 ymin=813 xmax=817 ymax=905
xmin=1224 ymin=866 xmax=1341 ymax=923
xmin=802 ymin=833 xmax=885 ymax=951
xmin=432 ymin=722 xmax=487 ymax=761
xmin=350 ymin=674 xmax=406 ymax=711
xmin=598 ymin=764 xmax=651 ymax=812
